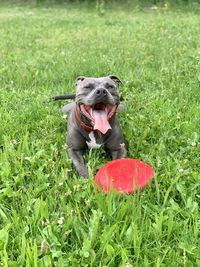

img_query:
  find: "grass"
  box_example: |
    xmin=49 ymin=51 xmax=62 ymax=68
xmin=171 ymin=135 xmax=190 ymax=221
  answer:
xmin=0 ymin=1 xmax=200 ymax=266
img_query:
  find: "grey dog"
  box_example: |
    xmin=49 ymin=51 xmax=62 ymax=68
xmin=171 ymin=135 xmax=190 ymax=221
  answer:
xmin=53 ymin=75 xmax=127 ymax=178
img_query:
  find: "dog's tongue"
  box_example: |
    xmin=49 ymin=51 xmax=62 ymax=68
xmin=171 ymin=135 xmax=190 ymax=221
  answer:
xmin=93 ymin=110 xmax=111 ymax=134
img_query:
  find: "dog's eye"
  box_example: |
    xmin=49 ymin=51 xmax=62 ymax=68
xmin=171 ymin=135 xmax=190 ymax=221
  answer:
xmin=107 ymin=85 xmax=114 ymax=90
xmin=104 ymin=83 xmax=115 ymax=90
xmin=84 ymin=84 xmax=94 ymax=90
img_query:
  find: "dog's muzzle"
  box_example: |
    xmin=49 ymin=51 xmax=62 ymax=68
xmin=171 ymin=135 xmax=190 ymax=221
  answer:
xmin=79 ymin=103 xmax=117 ymax=134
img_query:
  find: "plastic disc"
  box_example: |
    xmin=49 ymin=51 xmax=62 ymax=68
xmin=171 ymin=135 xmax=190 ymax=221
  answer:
xmin=94 ymin=158 xmax=155 ymax=194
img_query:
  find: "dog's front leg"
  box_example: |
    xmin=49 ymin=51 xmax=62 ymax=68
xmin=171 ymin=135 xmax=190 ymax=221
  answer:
xmin=105 ymin=121 xmax=127 ymax=160
xmin=109 ymin=145 xmax=127 ymax=160
xmin=68 ymin=148 xmax=88 ymax=178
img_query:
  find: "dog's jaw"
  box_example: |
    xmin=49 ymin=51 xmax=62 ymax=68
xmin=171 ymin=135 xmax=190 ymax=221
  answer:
xmin=79 ymin=103 xmax=117 ymax=134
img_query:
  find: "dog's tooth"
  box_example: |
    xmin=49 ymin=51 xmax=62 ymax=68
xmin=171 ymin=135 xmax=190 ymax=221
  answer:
xmin=89 ymin=107 xmax=94 ymax=118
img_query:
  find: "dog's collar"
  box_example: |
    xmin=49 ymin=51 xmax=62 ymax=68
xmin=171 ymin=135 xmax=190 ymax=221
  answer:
xmin=74 ymin=104 xmax=117 ymax=133
xmin=75 ymin=105 xmax=94 ymax=132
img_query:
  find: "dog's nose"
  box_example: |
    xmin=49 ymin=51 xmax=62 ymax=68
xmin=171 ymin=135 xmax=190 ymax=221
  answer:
xmin=96 ymin=88 xmax=107 ymax=97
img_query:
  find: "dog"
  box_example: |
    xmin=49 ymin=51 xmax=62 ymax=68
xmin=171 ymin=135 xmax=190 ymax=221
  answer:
xmin=52 ymin=75 xmax=127 ymax=178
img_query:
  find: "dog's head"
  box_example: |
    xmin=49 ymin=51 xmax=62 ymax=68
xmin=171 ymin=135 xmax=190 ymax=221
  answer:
xmin=75 ymin=75 xmax=121 ymax=134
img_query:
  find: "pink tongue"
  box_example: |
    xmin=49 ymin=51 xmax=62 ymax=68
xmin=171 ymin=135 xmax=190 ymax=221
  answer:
xmin=93 ymin=110 xmax=111 ymax=134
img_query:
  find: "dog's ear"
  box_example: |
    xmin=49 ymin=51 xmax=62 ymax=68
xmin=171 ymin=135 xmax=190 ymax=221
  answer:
xmin=109 ymin=75 xmax=122 ymax=86
xmin=76 ymin=76 xmax=85 ymax=87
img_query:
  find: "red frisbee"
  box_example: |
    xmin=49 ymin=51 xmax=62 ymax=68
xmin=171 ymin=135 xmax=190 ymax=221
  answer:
xmin=94 ymin=158 xmax=155 ymax=194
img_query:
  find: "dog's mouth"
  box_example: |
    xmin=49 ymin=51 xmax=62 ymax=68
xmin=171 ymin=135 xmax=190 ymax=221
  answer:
xmin=80 ymin=103 xmax=117 ymax=134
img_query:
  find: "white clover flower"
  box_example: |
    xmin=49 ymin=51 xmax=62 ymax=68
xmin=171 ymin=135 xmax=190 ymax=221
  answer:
xmin=58 ymin=217 xmax=64 ymax=225
xmin=42 ymin=218 xmax=50 ymax=226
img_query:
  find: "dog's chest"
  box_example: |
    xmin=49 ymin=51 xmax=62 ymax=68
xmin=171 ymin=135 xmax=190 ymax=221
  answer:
xmin=86 ymin=132 xmax=103 ymax=149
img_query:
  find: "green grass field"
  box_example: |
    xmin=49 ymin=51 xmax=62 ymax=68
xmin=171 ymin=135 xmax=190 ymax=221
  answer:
xmin=0 ymin=2 xmax=200 ymax=266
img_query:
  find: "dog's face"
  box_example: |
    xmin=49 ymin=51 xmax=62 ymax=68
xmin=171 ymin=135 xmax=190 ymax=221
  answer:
xmin=75 ymin=75 xmax=121 ymax=134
